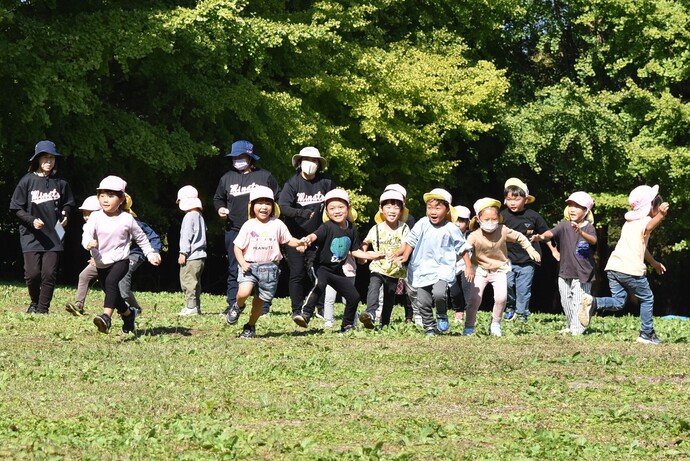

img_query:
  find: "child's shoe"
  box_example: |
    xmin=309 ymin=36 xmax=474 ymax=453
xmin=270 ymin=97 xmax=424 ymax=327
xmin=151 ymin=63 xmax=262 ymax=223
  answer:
xmin=340 ymin=323 xmax=354 ymax=333
xmin=463 ymin=326 xmax=475 ymax=336
xmin=517 ymin=314 xmax=528 ymax=323
xmin=239 ymin=323 xmax=256 ymax=339
xmin=359 ymin=311 xmax=376 ymax=329
xmin=490 ymin=322 xmax=502 ymax=337
xmin=292 ymin=312 xmax=311 ymax=328
xmin=504 ymin=309 xmax=516 ymax=321
xmin=121 ymin=308 xmax=137 ymax=334
xmin=178 ymin=306 xmax=200 ymax=316
xmin=454 ymin=311 xmax=465 ymax=323
xmin=225 ymin=303 xmax=244 ymax=325
xmin=65 ymin=302 xmax=85 ymax=316
xmin=636 ymin=330 xmax=662 ymax=345
xmin=437 ymin=316 xmax=450 ymax=332
xmin=425 ymin=328 xmax=438 ymax=337
xmin=93 ymin=314 xmax=112 ymax=334
xmin=26 ymin=303 xmax=38 ymax=314
xmin=324 ymin=320 xmax=334 ymax=329
xmin=413 ymin=314 xmax=423 ymax=326
xmin=558 ymin=328 xmax=571 ymax=335
xmin=578 ymin=294 xmax=596 ymax=327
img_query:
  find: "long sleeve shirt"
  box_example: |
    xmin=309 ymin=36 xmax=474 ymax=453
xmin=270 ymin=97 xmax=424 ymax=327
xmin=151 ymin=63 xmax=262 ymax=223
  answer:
xmin=82 ymin=210 xmax=155 ymax=268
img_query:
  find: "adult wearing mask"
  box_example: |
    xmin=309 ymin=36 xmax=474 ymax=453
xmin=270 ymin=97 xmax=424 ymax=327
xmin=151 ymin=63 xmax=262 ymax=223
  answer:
xmin=10 ymin=140 xmax=75 ymax=314
xmin=214 ymin=140 xmax=281 ymax=317
xmin=278 ymin=147 xmax=335 ymax=320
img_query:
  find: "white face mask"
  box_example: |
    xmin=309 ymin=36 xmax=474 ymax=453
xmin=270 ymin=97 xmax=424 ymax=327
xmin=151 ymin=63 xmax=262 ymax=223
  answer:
xmin=301 ymin=160 xmax=318 ymax=176
xmin=233 ymin=158 xmax=250 ymax=171
xmin=480 ymin=221 xmax=499 ymax=233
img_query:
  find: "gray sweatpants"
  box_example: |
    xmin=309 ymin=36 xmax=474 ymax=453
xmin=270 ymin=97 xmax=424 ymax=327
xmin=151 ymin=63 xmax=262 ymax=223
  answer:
xmin=408 ymin=280 xmax=448 ymax=332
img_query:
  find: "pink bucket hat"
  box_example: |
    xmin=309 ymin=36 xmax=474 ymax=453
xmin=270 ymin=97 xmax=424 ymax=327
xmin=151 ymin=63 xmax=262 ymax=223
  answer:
xmin=247 ymin=185 xmax=280 ymax=218
xmin=374 ymin=190 xmax=410 ymax=223
xmin=322 ymin=188 xmax=357 ymax=222
xmin=177 ymin=185 xmax=202 ymax=212
xmin=566 ymin=191 xmax=594 ymax=211
xmin=79 ymin=195 xmax=101 ymax=212
xmin=625 ymin=185 xmax=659 ymax=221
xmin=97 ymin=175 xmax=127 ymax=193
xmin=384 ymin=184 xmax=407 ymax=202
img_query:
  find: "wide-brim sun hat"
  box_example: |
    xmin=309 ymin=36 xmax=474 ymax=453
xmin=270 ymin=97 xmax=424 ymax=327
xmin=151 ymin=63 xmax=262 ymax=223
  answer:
xmin=29 ymin=140 xmax=61 ymax=162
xmin=504 ymin=177 xmax=535 ymax=204
xmin=625 ymin=184 xmax=659 ymax=221
xmin=226 ymin=139 xmax=260 ymax=161
xmin=97 ymin=175 xmax=127 ymax=193
xmin=374 ymin=190 xmax=410 ymax=224
xmin=423 ymin=188 xmax=457 ymax=222
xmin=79 ymin=195 xmax=101 ymax=212
xmin=322 ymin=188 xmax=357 ymax=223
xmin=247 ymin=185 xmax=280 ymax=219
xmin=470 ymin=197 xmax=503 ymax=228
xmin=291 ymin=146 xmax=327 ymax=170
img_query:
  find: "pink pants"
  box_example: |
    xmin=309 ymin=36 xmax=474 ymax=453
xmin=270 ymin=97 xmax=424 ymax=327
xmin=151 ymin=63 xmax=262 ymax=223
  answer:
xmin=466 ymin=271 xmax=508 ymax=327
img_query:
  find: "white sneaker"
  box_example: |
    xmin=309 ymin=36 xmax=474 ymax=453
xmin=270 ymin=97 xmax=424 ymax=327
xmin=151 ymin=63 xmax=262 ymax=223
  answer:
xmin=324 ymin=320 xmax=334 ymax=329
xmin=490 ymin=322 xmax=502 ymax=337
xmin=178 ymin=307 xmax=200 ymax=316
xmin=414 ymin=314 xmax=423 ymax=326
xmin=558 ymin=328 xmax=571 ymax=335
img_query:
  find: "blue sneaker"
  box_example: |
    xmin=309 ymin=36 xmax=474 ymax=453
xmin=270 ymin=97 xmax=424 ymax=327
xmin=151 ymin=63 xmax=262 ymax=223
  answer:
xmin=463 ymin=327 xmax=475 ymax=336
xmin=504 ymin=310 xmax=515 ymax=321
xmin=437 ymin=316 xmax=449 ymax=332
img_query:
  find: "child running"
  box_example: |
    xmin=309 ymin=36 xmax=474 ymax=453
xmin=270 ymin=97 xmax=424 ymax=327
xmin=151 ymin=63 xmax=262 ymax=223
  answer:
xmin=83 ymin=176 xmax=161 ymax=334
xmin=448 ymin=205 xmax=473 ymax=324
xmin=359 ymin=189 xmax=410 ymax=328
xmin=532 ymin=192 xmax=597 ymax=335
xmin=65 ymin=195 xmax=101 ymax=316
xmin=397 ymin=188 xmax=472 ymax=336
xmin=177 ymin=185 xmax=207 ymax=316
xmin=466 ymin=198 xmax=541 ymax=337
xmin=227 ymin=186 xmax=306 ymax=337
xmin=294 ymin=189 xmax=375 ymax=332
xmin=579 ymin=185 xmax=669 ymax=344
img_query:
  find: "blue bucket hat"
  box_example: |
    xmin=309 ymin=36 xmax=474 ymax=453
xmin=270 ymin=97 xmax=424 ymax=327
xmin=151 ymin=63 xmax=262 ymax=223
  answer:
xmin=226 ymin=140 xmax=260 ymax=161
xmin=29 ymin=140 xmax=61 ymax=162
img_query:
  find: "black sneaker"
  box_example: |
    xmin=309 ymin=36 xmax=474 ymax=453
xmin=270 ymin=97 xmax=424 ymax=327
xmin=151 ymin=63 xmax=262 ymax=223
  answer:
xmin=93 ymin=314 xmax=112 ymax=334
xmin=26 ymin=303 xmax=38 ymax=314
xmin=636 ymin=330 xmax=662 ymax=345
xmin=340 ymin=324 xmax=355 ymax=333
xmin=225 ymin=303 xmax=244 ymax=325
xmin=65 ymin=302 xmax=85 ymax=317
xmin=359 ymin=311 xmax=376 ymax=329
xmin=292 ymin=312 xmax=311 ymax=328
xmin=121 ymin=308 xmax=137 ymax=334
xmin=315 ymin=307 xmax=325 ymax=319
xmin=239 ymin=323 xmax=256 ymax=339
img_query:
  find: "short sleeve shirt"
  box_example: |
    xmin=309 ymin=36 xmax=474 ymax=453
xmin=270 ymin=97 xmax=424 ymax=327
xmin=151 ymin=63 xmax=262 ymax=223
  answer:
xmin=313 ymin=220 xmax=362 ymax=271
xmin=550 ymin=220 xmax=596 ymax=283
xmin=234 ymin=218 xmax=293 ymax=263
xmin=363 ymin=221 xmax=410 ymax=278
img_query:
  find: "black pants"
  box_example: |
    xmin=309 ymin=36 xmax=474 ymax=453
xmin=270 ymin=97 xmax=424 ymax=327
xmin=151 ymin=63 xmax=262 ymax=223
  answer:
xmin=285 ymin=245 xmax=322 ymax=314
xmin=23 ymin=251 xmax=61 ymax=312
xmin=366 ymin=273 xmax=399 ymax=326
xmin=304 ymin=267 xmax=359 ymax=326
xmin=97 ymin=259 xmax=130 ymax=314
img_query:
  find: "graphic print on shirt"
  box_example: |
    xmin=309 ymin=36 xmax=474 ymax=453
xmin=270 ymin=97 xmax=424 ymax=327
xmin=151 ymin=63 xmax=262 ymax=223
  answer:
xmin=249 ymin=230 xmax=278 ymax=252
xmin=31 ymin=188 xmax=61 ymax=205
xmin=330 ymin=236 xmax=352 ymax=263
xmin=296 ymin=191 xmax=325 ymax=206
xmin=522 ymin=223 xmax=534 ymax=236
xmin=228 ymin=183 xmax=260 ymax=197
xmin=575 ymin=240 xmax=590 ymax=259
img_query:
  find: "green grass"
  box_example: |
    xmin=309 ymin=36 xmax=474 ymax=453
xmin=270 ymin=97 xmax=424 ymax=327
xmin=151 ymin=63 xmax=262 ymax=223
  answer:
xmin=1 ymin=281 xmax=689 ymax=460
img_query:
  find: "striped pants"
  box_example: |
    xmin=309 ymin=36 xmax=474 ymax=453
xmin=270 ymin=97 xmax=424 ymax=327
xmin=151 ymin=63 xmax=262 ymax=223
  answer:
xmin=558 ymin=277 xmax=592 ymax=335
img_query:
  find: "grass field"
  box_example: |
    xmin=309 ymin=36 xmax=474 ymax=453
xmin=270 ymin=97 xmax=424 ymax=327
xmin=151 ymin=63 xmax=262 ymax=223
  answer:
xmin=1 ymin=281 xmax=689 ymax=460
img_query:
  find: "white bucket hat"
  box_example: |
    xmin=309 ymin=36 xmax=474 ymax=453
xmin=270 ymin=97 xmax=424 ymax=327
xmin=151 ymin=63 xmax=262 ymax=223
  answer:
xmin=291 ymin=146 xmax=327 ymax=170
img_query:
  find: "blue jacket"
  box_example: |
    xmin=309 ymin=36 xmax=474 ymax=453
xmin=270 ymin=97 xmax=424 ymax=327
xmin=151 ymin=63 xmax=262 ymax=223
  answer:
xmin=130 ymin=219 xmax=161 ymax=257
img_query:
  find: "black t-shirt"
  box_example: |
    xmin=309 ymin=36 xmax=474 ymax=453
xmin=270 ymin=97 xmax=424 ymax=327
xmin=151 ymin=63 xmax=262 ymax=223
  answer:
xmin=500 ymin=208 xmax=549 ymax=264
xmin=9 ymin=172 xmax=75 ymax=252
xmin=278 ymin=172 xmax=336 ymax=237
xmin=313 ymin=220 xmax=362 ymax=272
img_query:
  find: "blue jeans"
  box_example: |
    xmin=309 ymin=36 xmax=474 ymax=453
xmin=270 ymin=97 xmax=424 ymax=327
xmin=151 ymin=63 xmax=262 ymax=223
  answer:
xmin=225 ymin=229 xmax=272 ymax=311
xmin=596 ymin=270 xmax=655 ymax=335
xmin=506 ymin=263 xmax=536 ymax=316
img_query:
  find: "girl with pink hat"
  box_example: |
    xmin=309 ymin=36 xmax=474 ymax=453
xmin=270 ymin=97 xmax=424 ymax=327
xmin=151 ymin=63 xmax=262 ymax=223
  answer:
xmin=579 ymin=185 xmax=669 ymax=344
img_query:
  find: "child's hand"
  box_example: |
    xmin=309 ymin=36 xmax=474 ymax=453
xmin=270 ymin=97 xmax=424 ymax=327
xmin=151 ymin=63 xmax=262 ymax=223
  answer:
xmin=527 ymin=247 xmax=541 ymax=263
xmin=86 ymin=239 xmax=98 ymax=250
xmin=651 ymin=260 xmax=666 ymax=275
xmin=240 ymin=262 xmax=251 ymax=274
xmin=300 ymin=236 xmax=312 ymax=247
xmin=550 ymin=248 xmax=561 ymax=262
xmin=178 ymin=254 xmax=186 ymax=266
xmin=371 ymin=250 xmax=385 ymax=260
xmin=659 ymin=202 xmax=670 ymax=217
xmin=531 ymin=234 xmax=544 ymax=242
xmin=147 ymin=253 xmax=162 ymax=266
xmin=464 ymin=266 xmax=474 ymax=283
xmin=88 ymin=257 xmax=96 ymax=266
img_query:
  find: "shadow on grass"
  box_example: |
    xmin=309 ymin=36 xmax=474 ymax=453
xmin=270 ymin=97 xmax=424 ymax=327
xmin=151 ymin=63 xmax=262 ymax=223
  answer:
xmin=137 ymin=326 xmax=194 ymax=337
xmin=260 ymin=329 xmax=325 ymax=338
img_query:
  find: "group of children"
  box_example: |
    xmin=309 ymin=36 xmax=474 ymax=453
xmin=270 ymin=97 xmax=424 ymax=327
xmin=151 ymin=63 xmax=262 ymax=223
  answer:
xmin=13 ymin=140 xmax=670 ymax=344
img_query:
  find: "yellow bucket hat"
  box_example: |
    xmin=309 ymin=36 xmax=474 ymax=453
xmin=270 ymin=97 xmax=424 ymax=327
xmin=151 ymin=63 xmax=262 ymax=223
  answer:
xmin=504 ymin=177 xmax=535 ymax=204
xmin=470 ymin=197 xmax=502 ymax=228
xmin=422 ymin=188 xmax=458 ymax=222
xmin=122 ymin=193 xmax=137 ymax=218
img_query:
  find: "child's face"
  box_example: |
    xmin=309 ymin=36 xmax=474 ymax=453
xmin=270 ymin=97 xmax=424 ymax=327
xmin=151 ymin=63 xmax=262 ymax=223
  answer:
xmin=426 ymin=200 xmax=449 ymax=225
xmin=82 ymin=210 xmax=92 ymax=222
xmin=504 ymin=192 xmax=527 ymax=212
xmin=567 ymin=201 xmax=587 ymax=222
xmin=454 ymin=219 xmax=468 ymax=232
xmin=98 ymin=191 xmax=123 ymax=215
xmin=326 ymin=199 xmax=349 ymax=226
xmin=37 ymin=154 xmax=55 ymax=175
xmin=380 ymin=200 xmax=402 ymax=224
xmin=252 ymin=198 xmax=274 ymax=222
xmin=479 ymin=207 xmax=500 ymax=224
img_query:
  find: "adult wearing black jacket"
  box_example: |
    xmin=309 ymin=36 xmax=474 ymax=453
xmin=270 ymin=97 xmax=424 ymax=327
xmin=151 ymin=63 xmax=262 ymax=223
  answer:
xmin=10 ymin=140 xmax=75 ymax=314
xmin=278 ymin=147 xmax=335 ymax=318
xmin=213 ymin=140 xmax=281 ymax=316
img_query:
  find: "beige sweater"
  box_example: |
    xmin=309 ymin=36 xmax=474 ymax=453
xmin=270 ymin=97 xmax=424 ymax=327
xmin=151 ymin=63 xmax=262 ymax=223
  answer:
xmin=467 ymin=225 xmax=533 ymax=272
